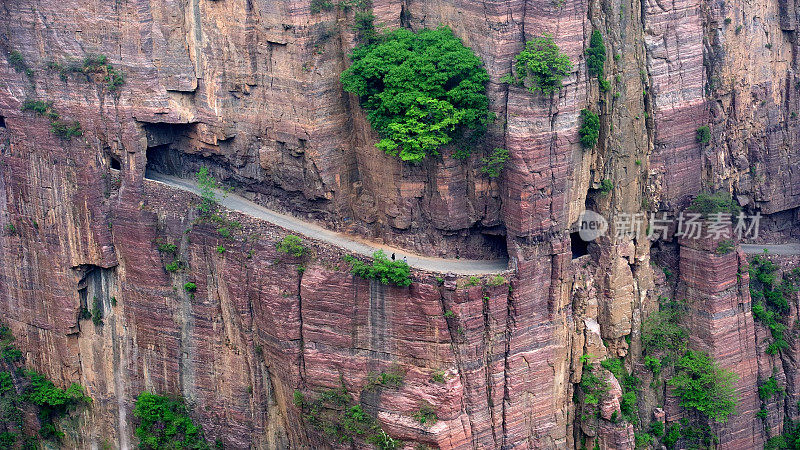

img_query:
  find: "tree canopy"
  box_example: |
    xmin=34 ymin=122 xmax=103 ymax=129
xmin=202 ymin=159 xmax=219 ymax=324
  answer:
xmin=341 ymin=26 xmax=493 ymax=163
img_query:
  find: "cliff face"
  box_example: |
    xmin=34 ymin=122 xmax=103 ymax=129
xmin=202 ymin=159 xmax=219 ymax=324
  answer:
xmin=0 ymin=0 xmax=799 ymax=448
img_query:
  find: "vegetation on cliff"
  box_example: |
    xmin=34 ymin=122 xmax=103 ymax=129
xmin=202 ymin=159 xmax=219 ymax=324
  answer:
xmin=668 ymin=350 xmax=738 ymax=423
xmin=687 ymin=191 xmax=741 ymax=218
xmin=503 ymin=34 xmax=572 ymax=95
xmin=20 ymin=99 xmax=82 ymax=140
xmin=45 ymin=54 xmax=125 ymax=91
xmin=133 ymin=392 xmax=209 ymax=449
xmin=481 ymin=148 xmax=510 ymax=178
xmin=341 ymin=26 xmax=493 ymax=163
xmin=633 ymin=298 xmax=738 ymax=447
xmin=7 ymin=50 xmax=34 ymax=78
xmin=749 ymin=253 xmax=800 ymax=355
xmin=344 ymin=250 xmax=412 ymax=287
xmin=293 ymin=386 xmax=399 ymax=448
xmin=579 ymin=109 xmax=600 ymax=149
xmin=0 ymin=323 xmax=92 ymax=446
xmin=276 ymin=235 xmax=307 ymax=257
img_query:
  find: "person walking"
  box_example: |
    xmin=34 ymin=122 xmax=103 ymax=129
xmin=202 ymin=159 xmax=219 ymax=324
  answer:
xmin=391 ymin=253 xmax=396 ymax=261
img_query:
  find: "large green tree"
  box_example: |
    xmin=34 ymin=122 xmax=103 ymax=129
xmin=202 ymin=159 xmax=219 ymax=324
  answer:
xmin=341 ymin=26 xmax=493 ymax=163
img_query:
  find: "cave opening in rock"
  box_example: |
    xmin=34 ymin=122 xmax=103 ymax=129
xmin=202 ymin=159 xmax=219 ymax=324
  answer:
xmin=145 ymin=144 xmax=181 ymax=177
xmin=110 ymin=155 xmax=121 ymax=170
xmin=570 ymin=231 xmax=589 ymax=259
xmin=0 ymin=115 xmax=6 ymax=128
xmin=482 ymin=232 xmax=509 ymax=260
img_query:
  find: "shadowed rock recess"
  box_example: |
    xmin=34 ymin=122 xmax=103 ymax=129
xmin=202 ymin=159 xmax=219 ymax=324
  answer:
xmin=0 ymin=0 xmax=799 ymax=447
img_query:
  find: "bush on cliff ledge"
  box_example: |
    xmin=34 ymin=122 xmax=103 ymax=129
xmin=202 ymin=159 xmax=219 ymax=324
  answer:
xmin=504 ymin=34 xmax=573 ymax=95
xmin=340 ymin=27 xmax=493 ymax=163
xmin=133 ymin=392 xmax=209 ymax=449
xmin=667 ymin=350 xmax=738 ymax=423
xmin=344 ymin=250 xmax=412 ymax=287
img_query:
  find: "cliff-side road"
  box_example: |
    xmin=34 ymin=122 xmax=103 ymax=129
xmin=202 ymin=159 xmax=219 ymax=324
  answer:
xmin=146 ymin=172 xmax=511 ymax=275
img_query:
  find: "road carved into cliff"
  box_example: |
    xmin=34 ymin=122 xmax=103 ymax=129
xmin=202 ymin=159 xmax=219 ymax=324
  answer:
xmin=145 ymin=172 xmax=510 ymax=275
xmin=741 ymin=243 xmax=800 ymax=255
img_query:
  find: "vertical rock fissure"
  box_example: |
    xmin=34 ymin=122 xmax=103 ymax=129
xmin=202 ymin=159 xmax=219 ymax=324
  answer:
xmin=500 ymin=279 xmax=517 ymax=448
xmin=436 ymin=286 xmax=479 ymax=447
xmin=297 ymin=266 xmax=306 ymax=386
xmin=481 ymin=286 xmax=498 ymax=446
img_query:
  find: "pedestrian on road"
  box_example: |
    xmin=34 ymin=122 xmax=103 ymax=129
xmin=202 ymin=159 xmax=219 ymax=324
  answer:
xmin=391 ymin=253 xmax=395 ymax=260
xmin=403 ymin=256 xmax=407 ymax=264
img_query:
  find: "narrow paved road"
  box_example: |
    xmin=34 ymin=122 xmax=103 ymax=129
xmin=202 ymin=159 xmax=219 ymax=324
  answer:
xmin=146 ymin=173 xmax=510 ymax=275
xmin=741 ymin=243 xmax=800 ymax=255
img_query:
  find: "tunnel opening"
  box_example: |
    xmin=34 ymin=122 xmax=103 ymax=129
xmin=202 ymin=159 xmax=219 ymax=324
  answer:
xmin=570 ymin=231 xmax=589 ymax=259
xmin=109 ymin=155 xmax=121 ymax=170
xmin=482 ymin=231 xmax=509 ymax=260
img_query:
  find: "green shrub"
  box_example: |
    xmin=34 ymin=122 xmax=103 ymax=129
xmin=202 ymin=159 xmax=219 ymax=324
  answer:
xmin=642 ymin=300 xmax=688 ymax=356
xmin=481 ymin=148 xmax=509 ymax=178
xmin=649 ymin=420 xmax=665 ymax=437
xmin=298 ymin=385 xmax=396 ymax=445
xmin=310 ymin=0 xmax=334 ymax=13
xmin=579 ymin=109 xmax=600 ymax=149
xmin=218 ymin=227 xmax=231 ymax=238
xmin=696 ymin=125 xmax=711 ymax=144
xmin=508 ymin=34 xmax=573 ymax=94
xmin=8 ymin=50 xmax=33 ymax=78
xmin=133 ymin=392 xmax=209 ymax=449
xmin=412 ymin=404 xmax=437 ymax=425
xmin=487 ymin=274 xmax=507 ymax=286
xmin=644 ymin=356 xmax=662 ymax=375
xmin=197 ymin=167 xmax=218 ymax=213
xmin=91 ymin=296 xmax=103 ymax=326
xmin=634 ymin=432 xmax=652 ymax=448
xmin=664 ymin=423 xmax=681 ymax=448
xmin=0 ymin=324 xmax=22 ymax=363
xmin=716 ymin=239 xmax=735 ymax=255
xmin=443 ymin=310 xmax=456 ymax=319
xmin=579 ymin=362 xmax=608 ymax=408
xmin=431 ymin=370 xmax=446 ymax=383
xmin=165 ymin=260 xmax=183 ymax=273
xmin=687 ymin=191 xmax=741 ymax=217
xmin=184 ymin=282 xmax=197 ymax=293
xmin=157 ymin=242 xmax=178 ymax=253
xmin=341 ymin=27 xmax=493 ymax=163
xmin=21 ymin=100 xmax=57 ymax=119
xmin=758 ymin=375 xmax=783 ymax=400
xmin=3 ymin=223 xmax=16 ymax=235
xmin=344 ymin=251 xmax=411 ymax=287
xmin=599 ymin=179 xmax=613 ymax=195
xmin=750 ymin=255 xmax=792 ymax=354
xmin=277 ymin=235 xmax=306 ymax=257
xmin=585 ymin=30 xmax=606 ymax=76
xmin=50 ymin=120 xmax=83 ymax=139
xmin=21 ymin=99 xmax=82 ymax=140
xmin=365 ymin=369 xmax=404 ymax=389
xmin=352 ymin=11 xmax=377 ymax=43
xmin=668 ymin=350 xmax=738 ymax=423
xmin=598 ymin=78 xmax=611 ymax=92
xmin=216 ymin=245 xmax=226 ymax=254
xmin=81 ymin=54 xmax=125 ymax=91
xmin=368 ymin=430 xmax=399 ymax=449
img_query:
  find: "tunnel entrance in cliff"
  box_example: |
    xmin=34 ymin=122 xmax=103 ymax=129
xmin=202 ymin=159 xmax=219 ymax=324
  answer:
xmin=143 ymin=122 xmax=199 ymax=178
xmin=142 ymin=122 xmax=235 ymax=182
xmin=73 ymin=264 xmax=117 ymax=332
xmin=570 ymin=232 xmax=589 ymax=259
